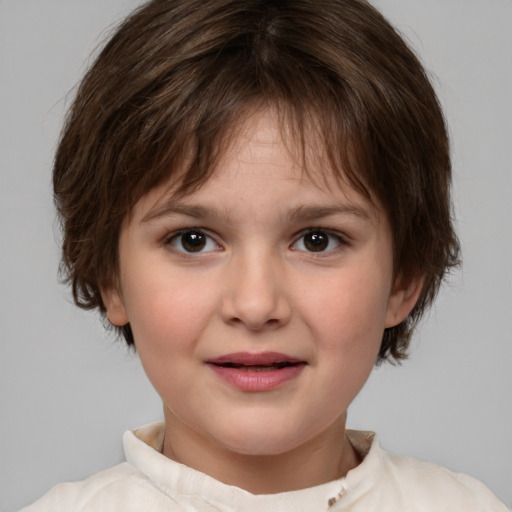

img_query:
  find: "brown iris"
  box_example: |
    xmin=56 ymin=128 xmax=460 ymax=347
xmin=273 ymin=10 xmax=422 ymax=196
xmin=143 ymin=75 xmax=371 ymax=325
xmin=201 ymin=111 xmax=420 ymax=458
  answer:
xmin=180 ymin=231 xmax=207 ymax=252
xmin=303 ymin=231 xmax=329 ymax=252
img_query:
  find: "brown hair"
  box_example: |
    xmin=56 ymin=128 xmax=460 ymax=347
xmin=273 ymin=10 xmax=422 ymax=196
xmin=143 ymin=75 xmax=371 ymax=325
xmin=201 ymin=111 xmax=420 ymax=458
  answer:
xmin=54 ymin=0 xmax=460 ymax=363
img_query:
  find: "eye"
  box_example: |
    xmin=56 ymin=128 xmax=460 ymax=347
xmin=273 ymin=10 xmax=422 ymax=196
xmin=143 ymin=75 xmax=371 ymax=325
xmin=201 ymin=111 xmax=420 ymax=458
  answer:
xmin=292 ymin=229 xmax=343 ymax=253
xmin=167 ymin=229 xmax=220 ymax=253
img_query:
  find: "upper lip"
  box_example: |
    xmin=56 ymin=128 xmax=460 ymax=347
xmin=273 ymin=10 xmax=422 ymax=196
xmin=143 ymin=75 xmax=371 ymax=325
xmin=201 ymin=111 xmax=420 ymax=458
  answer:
xmin=206 ymin=351 xmax=305 ymax=366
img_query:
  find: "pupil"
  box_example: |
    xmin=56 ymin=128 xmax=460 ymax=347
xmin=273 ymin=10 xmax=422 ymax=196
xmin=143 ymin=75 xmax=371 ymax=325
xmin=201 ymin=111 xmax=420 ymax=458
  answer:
xmin=182 ymin=231 xmax=206 ymax=252
xmin=304 ymin=232 xmax=328 ymax=252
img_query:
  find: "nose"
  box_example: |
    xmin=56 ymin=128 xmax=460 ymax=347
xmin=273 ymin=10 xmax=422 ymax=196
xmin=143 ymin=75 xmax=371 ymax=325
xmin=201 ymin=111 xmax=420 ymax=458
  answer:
xmin=220 ymin=250 xmax=292 ymax=331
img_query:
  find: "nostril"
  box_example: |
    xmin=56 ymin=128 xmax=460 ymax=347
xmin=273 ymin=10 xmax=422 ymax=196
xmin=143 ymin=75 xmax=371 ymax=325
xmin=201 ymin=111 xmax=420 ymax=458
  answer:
xmin=227 ymin=315 xmax=285 ymax=331
xmin=219 ymin=275 xmax=292 ymax=330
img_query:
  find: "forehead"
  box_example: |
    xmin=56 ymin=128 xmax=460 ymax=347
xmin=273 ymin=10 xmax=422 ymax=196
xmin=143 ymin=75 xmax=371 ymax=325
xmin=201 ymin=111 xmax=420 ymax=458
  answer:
xmin=133 ymin=108 xmax=381 ymax=223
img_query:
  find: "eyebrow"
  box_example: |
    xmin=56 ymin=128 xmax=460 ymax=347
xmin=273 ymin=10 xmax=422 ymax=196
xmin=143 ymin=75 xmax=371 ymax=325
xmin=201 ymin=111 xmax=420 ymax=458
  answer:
xmin=142 ymin=201 xmax=220 ymax=223
xmin=142 ymin=199 xmax=371 ymax=224
xmin=288 ymin=204 xmax=371 ymax=223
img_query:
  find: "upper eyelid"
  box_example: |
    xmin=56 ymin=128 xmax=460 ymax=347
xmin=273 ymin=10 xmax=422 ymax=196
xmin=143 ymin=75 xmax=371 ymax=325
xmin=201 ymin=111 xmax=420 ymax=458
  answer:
xmin=163 ymin=228 xmax=214 ymax=244
xmin=293 ymin=227 xmax=349 ymax=242
xmin=163 ymin=227 xmax=216 ymax=240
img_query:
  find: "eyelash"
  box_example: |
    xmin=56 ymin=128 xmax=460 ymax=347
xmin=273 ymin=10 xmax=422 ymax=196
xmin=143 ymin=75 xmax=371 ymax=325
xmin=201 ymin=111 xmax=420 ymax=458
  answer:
xmin=163 ymin=228 xmax=348 ymax=255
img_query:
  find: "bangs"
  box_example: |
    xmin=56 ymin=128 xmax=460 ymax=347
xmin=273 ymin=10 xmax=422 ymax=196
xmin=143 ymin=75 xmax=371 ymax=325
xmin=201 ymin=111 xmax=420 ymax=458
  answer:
xmin=114 ymin=38 xmax=374 ymax=214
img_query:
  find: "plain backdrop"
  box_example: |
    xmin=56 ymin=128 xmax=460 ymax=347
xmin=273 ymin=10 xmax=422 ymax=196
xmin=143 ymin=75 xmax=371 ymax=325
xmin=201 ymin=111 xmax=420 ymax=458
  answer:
xmin=1 ymin=1 xmax=511 ymax=510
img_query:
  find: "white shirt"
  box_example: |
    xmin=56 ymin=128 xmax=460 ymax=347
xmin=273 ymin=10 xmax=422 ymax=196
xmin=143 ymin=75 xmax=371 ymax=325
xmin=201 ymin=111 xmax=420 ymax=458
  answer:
xmin=21 ymin=422 xmax=509 ymax=511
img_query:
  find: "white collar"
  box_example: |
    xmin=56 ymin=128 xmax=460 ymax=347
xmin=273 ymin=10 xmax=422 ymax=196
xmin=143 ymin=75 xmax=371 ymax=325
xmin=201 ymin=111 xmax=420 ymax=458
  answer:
xmin=123 ymin=422 xmax=383 ymax=511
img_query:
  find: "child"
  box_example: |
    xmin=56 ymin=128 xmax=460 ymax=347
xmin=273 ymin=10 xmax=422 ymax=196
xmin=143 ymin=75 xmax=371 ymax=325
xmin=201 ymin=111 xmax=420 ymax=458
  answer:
xmin=19 ymin=0 xmax=509 ymax=510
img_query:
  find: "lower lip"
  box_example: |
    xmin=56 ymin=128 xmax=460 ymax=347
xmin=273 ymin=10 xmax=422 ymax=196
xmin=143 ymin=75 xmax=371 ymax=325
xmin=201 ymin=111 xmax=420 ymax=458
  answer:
xmin=207 ymin=364 xmax=306 ymax=392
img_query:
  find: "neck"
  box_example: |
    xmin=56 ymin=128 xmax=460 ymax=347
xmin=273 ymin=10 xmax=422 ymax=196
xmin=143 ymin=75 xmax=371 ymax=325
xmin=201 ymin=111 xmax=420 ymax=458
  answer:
xmin=162 ymin=410 xmax=360 ymax=494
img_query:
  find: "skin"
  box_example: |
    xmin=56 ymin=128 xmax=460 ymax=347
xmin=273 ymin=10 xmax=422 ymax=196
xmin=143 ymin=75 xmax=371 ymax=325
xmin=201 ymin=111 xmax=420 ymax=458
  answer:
xmin=102 ymin=109 xmax=422 ymax=494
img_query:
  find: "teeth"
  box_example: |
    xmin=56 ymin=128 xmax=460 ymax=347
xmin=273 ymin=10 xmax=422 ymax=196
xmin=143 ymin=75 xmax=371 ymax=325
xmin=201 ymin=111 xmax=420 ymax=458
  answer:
xmin=241 ymin=365 xmax=275 ymax=372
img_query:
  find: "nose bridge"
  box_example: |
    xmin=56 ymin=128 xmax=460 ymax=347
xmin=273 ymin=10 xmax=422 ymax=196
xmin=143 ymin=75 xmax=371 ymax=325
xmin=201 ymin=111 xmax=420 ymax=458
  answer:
xmin=221 ymin=243 xmax=290 ymax=330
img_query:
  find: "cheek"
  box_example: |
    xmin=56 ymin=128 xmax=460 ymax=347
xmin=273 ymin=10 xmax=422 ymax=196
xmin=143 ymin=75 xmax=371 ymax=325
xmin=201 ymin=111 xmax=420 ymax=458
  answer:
xmin=311 ymin=292 xmax=385 ymax=416
xmin=294 ymin=274 xmax=388 ymax=400
xmin=298 ymin=271 xmax=391 ymax=350
xmin=126 ymin=280 xmax=216 ymax=404
xmin=122 ymin=269 xmax=218 ymax=355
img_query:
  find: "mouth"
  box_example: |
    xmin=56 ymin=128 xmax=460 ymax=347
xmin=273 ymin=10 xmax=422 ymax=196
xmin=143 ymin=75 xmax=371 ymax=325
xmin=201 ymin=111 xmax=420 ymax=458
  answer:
xmin=205 ymin=352 xmax=307 ymax=391
xmin=212 ymin=361 xmax=301 ymax=371
xmin=206 ymin=351 xmax=306 ymax=369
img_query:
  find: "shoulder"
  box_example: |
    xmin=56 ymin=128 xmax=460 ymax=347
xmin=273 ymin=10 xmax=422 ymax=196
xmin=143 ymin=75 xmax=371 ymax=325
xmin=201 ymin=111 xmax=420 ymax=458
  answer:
xmin=18 ymin=462 xmax=181 ymax=512
xmin=345 ymin=431 xmax=509 ymax=511
xmin=380 ymin=449 xmax=509 ymax=511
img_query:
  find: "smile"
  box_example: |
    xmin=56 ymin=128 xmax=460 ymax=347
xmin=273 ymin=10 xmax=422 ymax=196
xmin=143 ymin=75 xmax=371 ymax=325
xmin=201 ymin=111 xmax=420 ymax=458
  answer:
xmin=206 ymin=352 xmax=307 ymax=391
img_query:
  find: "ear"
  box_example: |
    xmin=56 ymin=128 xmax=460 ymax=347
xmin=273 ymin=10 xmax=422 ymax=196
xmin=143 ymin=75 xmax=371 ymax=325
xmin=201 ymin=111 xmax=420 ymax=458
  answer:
xmin=101 ymin=286 xmax=129 ymax=327
xmin=385 ymin=275 xmax=424 ymax=328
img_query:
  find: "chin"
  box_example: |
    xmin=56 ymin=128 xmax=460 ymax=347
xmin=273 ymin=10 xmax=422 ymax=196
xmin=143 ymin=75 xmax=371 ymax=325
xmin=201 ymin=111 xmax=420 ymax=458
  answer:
xmin=210 ymin=418 xmax=315 ymax=457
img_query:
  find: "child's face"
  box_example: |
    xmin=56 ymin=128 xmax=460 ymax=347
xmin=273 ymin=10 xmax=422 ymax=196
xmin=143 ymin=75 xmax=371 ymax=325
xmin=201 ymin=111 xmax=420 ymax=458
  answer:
xmin=103 ymin=109 xmax=417 ymax=458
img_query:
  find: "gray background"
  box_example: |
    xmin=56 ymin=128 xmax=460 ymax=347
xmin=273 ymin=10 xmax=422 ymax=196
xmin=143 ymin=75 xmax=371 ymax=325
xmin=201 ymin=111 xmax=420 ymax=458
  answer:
xmin=1 ymin=0 xmax=511 ymax=510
